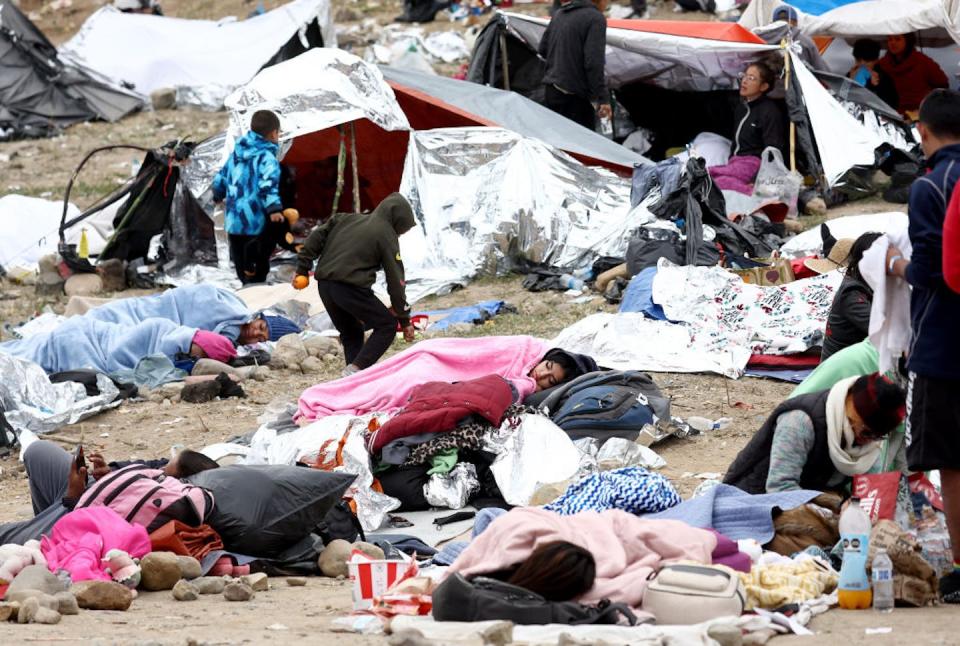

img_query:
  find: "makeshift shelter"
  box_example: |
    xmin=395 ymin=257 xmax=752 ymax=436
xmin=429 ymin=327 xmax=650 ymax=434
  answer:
xmin=58 ymin=0 xmax=335 ymax=109
xmin=0 ymin=2 xmax=142 ymax=140
xmin=380 ymin=66 xmax=649 ymax=175
xmin=467 ymin=12 xmax=909 ymax=190
xmin=739 ymin=0 xmax=960 ymax=76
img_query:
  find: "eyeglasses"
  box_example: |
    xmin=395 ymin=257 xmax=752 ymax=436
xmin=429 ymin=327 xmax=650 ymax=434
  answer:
xmin=738 ymin=74 xmax=761 ymax=82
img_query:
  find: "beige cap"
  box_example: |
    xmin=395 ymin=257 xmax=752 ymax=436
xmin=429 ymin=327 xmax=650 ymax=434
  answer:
xmin=804 ymin=237 xmax=855 ymax=274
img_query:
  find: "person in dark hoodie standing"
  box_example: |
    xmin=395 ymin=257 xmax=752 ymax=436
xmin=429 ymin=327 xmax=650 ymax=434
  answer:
xmin=293 ymin=193 xmax=417 ymax=377
xmin=212 ymin=110 xmax=284 ymax=284
xmin=539 ymin=0 xmax=610 ymax=131
xmin=886 ymin=89 xmax=960 ymax=604
xmin=819 ymin=232 xmax=883 ymax=362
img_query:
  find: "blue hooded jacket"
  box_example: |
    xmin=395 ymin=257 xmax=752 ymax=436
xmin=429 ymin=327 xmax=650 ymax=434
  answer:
xmin=212 ymin=131 xmax=282 ymax=236
xmin=904 ymin=143 xmax=960 ymax=379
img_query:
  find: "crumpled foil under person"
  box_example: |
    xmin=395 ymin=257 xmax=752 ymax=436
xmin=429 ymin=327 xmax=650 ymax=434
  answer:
xmin=423 ymin=462 xmax=479 ymax=510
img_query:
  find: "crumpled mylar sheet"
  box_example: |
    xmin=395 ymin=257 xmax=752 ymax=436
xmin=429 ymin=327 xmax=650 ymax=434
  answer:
xmin=398 ymin=128 xmax=642 ymax=301
xmin=0 ymin=355 xmax=121 ymax=435
xmin=424 ymin=462 xmax=479 ymax=510
xmin=243 ymin=413 xmax=400 ymax=531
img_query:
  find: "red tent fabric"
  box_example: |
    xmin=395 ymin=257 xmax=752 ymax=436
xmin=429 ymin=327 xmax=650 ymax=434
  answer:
xmin=606 ymin=19 xmax=766 ymax=44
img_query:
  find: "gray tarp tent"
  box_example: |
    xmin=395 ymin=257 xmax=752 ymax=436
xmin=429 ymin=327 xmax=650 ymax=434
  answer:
xmin=0 ymin=2 xmax=142 ymax=140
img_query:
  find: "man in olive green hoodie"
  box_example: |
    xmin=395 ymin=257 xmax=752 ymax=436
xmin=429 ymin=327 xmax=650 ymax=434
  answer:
xmin=293 ymin=193 xmax=417 ymax=376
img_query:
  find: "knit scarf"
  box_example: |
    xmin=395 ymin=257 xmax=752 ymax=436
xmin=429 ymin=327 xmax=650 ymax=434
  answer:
xmin=824 ymin=376 xmax=881 ymax=476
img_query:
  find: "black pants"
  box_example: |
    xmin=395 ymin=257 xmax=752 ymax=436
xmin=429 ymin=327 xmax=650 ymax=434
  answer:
xmin=228 ymin=233 xmax=273 ymax=284
xmin=543 ymin=85 xmax=596 ymax=131
xmin=316 ymin=280 xmax=397 ymax=369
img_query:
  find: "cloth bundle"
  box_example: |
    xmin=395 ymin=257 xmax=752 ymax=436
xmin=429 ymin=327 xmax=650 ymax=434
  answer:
xmin=739 ymin=558 xmax=838 ymax=610
xmin=545 ymin=467 xmax=681 ymax=516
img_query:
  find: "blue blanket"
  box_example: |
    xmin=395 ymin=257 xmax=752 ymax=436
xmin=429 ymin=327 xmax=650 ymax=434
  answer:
xmin=415 ymin=300 xmax=506 ymax=331
xmin=646 ymin=484 xmax=819 ymax=544
xmin=84 ymin=285 xmax=252 ymax=341
xmin=0 ymin=317 xmax=196 ymax=375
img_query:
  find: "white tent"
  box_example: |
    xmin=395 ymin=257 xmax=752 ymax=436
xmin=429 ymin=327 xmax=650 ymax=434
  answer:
xmin=59 ymin=0 xmax=335 ymax=109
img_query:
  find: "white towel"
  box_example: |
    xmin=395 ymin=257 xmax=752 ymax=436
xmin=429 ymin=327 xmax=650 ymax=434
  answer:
xmin=859 ymin=227 xmax=912 ymax=374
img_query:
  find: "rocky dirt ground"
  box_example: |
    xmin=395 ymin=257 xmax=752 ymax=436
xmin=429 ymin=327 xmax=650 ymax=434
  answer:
xmin=0 ymin=0 xmax=954 ymax=643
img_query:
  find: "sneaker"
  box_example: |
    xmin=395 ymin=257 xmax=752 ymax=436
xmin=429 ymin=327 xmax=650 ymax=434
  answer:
xmin=341 ymin=364 xmax=360 ymax=379
xmin=939 ymin=570 xmax=960 ymax=603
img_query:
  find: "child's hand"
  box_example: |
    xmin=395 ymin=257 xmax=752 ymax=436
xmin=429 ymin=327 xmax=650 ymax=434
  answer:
xmin=269 ymin=212 xmax=285 ymax=223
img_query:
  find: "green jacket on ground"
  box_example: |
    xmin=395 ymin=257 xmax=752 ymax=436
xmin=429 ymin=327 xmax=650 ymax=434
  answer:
xmin=296 ymin=193 xmax=416 ymax=325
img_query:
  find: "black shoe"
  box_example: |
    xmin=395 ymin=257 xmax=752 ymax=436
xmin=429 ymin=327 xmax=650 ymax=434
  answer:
xmin=939 ymin=570 xmax=960 ymax=603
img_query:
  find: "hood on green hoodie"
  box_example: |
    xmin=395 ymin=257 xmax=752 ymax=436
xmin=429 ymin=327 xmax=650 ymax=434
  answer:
xmin=235 ymin=131 xmax=279 ymax=161
xmin=376 ymin=192 xmax=416 ymax=235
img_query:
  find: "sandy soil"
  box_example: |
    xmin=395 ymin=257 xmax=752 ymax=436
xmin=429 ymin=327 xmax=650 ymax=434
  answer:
xmin=0 ymin=0 xmax=948 ymax=643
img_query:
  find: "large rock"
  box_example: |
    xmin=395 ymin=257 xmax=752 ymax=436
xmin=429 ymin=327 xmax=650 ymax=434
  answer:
xmin=8 ymin=565 xmax=65 ymax=597
xmin=193 ymin=577 xmax=226 ymax=595
xmin=72 ymin=581 xmax=133 ymax=611
xmin=299 ymin=356 xmax=324 ymax=374
xmin=223 ymin=581 xmax=255 ymax=602
xmin=273 ymin=334 xmax=308 ymax=369
xmin=150 ymin=87 xmax=177 ymax=111
xmin=176 ymin=556 xmax=202 ymax=581
xmin=352 ymin=542 xmax=385 ymax=561
xmin=318 ymin=539 xmax=352 ymax=578
xmin=63 ymin=273 xmax=103 ymax=297
xmin=304 ymin=336 xmax=339 ymax=358
xmin=172 ymin=579 xmax=199 ymax=601
xmin=140 ymin=552 xmax=182 ymax=591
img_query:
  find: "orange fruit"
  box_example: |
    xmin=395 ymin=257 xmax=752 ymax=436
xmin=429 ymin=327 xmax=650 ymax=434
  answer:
xmin=293 ymin=275 xmax=309 ymax=290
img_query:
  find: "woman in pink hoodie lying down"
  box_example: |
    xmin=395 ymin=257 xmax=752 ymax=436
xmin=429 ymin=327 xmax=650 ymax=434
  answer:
xmin=296 ymin=335 xmax=598 ymax=422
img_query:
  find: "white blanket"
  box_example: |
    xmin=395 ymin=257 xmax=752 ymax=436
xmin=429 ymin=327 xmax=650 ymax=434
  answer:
xmin=859 ymin=226 xmax=913 ymax=374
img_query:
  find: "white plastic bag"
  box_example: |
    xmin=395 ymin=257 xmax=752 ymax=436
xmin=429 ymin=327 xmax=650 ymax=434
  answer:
xmin=752 ymin=147 xmax=803 ymax=217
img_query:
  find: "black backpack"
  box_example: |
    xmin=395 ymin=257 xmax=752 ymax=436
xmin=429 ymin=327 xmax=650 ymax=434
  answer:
xmin=316 ymin=500 xmax=365 ymax=545
xmin=538 ymin=370 xmax=671 ymax=442
xmin=432 ymin=574 xmax=637 ymax=625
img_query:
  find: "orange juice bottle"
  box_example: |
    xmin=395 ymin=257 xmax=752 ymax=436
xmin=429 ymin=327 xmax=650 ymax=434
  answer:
xmin=837 ymin=497 xmax=873 ymax=609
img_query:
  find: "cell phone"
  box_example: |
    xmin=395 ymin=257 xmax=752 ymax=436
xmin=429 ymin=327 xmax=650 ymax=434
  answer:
xmin=74 ymin=445 xmax=86 ymax=470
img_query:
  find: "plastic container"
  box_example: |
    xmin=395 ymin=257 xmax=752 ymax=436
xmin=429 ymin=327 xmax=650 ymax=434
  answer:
xmin=687 ymin=417 xmax=732 ymax=433
xmin=838 ymin=498 xmax=873 ymax=609
xmin=573 ymin=267 xmax=595 ymax=281
xmin=559 ymin=274 xmax=585 ymax=291
xmin=872 ymin=548 xmax=894 ymax=613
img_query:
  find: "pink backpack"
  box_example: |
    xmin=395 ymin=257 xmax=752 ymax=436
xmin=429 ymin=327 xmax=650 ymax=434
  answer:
xmin=76 ymin=464 xmax=212 ymax=533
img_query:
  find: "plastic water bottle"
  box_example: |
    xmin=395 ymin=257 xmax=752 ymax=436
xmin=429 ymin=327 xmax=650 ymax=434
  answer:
xmin=559 ymin=274 xmax=585 ymax=291
xmin=687 ymin=417 xmax=732 ymax=432
xmin=573 ymin=267 xmax=594 ymax=281
xmin=838 ymin=498 xmax=873 ymax=609
xmin=872 ymin=548 xmax=894 ymax=613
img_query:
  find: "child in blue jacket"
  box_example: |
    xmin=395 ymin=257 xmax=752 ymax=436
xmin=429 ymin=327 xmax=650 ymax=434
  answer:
xmin=212 ymin=110 xmax=284 ymax=284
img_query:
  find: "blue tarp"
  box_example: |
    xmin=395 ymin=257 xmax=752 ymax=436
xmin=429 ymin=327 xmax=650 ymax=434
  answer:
xmin=788 ymin=0 xmax=862 ymax=16
xmin=415 ymin=300 xmax=507 ymax=331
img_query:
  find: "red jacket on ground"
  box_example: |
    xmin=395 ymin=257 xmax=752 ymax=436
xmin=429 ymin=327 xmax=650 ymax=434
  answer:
xmin=944 ymin=183 xmax=960 ymax=294
xmin=369 ymin=374 xmax=515 ymax=453
xmin=876 ymin=50 xmax=949 ymax=113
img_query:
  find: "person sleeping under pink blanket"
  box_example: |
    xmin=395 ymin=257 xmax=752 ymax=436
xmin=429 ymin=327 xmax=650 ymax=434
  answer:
xmin=296 ymin=335 xmax=598 ymax=422
xmin=446 ymin=507 xmax=717 ymax=611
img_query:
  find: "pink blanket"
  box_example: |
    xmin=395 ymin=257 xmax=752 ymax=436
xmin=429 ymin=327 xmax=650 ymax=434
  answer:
xmin=709 ymin=155 xmax=762 ymax=195
xmin=448 ymin=508 xmax=717 ymax=609
xmin=40 ymin=507 xmax=151 ymax=582
xmin=297 ymin=335 xmax=549 ymax=421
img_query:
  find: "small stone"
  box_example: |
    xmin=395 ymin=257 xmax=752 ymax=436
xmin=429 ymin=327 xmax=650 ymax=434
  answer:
xmin=32 ymin=607 xmax=61 ymax=624
xmin=35 ymin=593 xmax=58 ymax=612
xmin=8 ymin=565 xmax=66 ymax=597
xmin=193 ymin=577 xmax=226 ymax=595
xmin=5 ymin=589 xmax=46 ymax=604
xmin=300 ymin=356 xmax=324 ymax=373
xmin=223 ymin=581 xmax=255 ymax=602
xmin=352 ymin=541 xmax=385 ymax=561
xmin=96 ymin=258 xmax=126 ymax=292
xmin=35 ymin=271 xmax=64 ymax=296
xmin=304 ymin=336 xmax=339 ymax=357
xmin=286 ymin=577 xmax=307 ymax=587
xmin=0 ymin=603 xmax=14 ymax=621
xmin=54 ymin=591 xmax=78 ymax=615
xmin=17 ymin=597 xmax=38 ymax=624
xmin=64 ymin=273 xmax=103 ymax=297
xmin=252 ymin=365 xmax=271 ymax=381
xmin=321 ymin=353 xmax=338 ymax=364
xmin=72 ymin=580 xmax=133 ymax=611
xmin=172 ymin=579 xmax=199 ymax=601
xmin=176 ymin=555 xmax=202 ymax=580
xmin=318 ymin=539 xmax=352 ymax=578
xmin=150 ymin=87 xmax=177 ymax=111
xmin=241 ymin=572 xmax=268 ymax=592
xmin=180 ymin=380 xmax=223 ymax=404
xmin=37 ymin=254 xmax=59 ymax=275
xmin=140 ymin=552 xmax=183 ymax=591
xmin=273 ymin=334 xmax=308 ymax=369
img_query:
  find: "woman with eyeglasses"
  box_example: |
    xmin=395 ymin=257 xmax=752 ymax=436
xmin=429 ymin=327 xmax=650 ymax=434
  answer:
xmin=723 ymin=373 xmax=906 ymax=495
xmin=708 ymin=61 xmax=787 ymax=195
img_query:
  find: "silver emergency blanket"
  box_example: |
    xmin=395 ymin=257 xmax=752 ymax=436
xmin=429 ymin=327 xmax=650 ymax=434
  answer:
xmin=59 ymin=0 xmax=336 ymax=110
xmin=553 ymin=260 xmax=843 ymax=379
xmin=486 ymin=414 xmax=581 ymax=507
xmin=0 ymin=354 xmax=120 ymax=435
xmin=423 ymin=462 xmax=480 ymax=510
xmin=399 ymin=128 xmax=641 ymax=300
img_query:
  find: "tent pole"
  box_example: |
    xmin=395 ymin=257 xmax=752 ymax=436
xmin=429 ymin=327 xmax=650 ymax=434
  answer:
xmin=499 ymin=29 xmax=511 ymax=91
xmin=350 ymin=122 xmax=360 ymax=213
xmin=332 ymin=125 xmax=347 ymax=218
xmin=782 ymin=41 xmax=797 ymax=173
